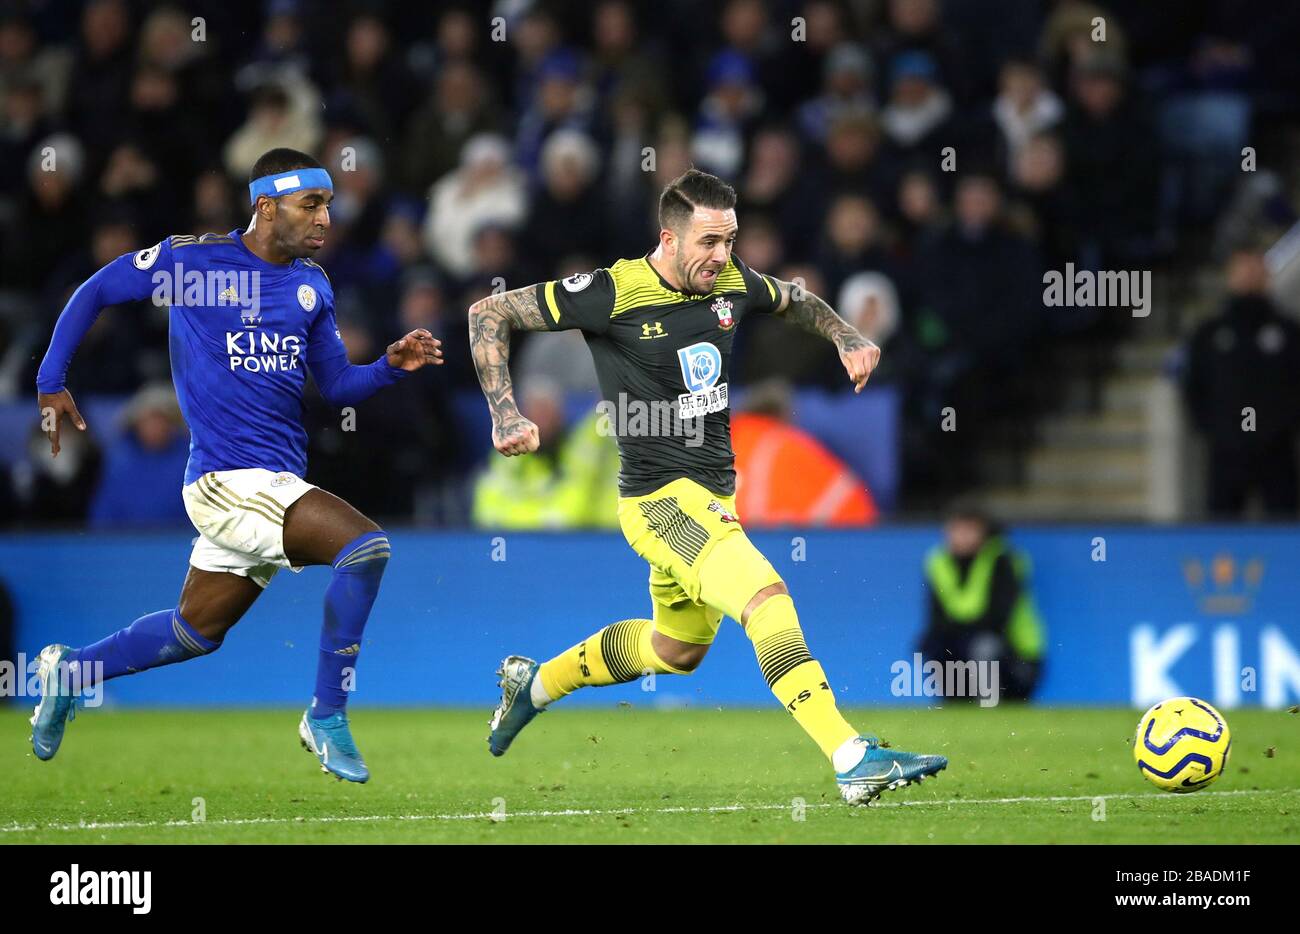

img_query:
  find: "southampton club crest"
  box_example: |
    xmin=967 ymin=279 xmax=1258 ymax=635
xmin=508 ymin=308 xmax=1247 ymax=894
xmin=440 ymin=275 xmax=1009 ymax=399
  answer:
xmin=707 ymin=499 xmax=739 ymax=523
xmin=711 ymin=295 xmax=734 ymax=330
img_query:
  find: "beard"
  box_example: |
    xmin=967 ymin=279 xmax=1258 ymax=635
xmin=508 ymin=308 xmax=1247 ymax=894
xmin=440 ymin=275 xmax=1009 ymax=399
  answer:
xmin=278 ymin=228 xmax=322 ymax=259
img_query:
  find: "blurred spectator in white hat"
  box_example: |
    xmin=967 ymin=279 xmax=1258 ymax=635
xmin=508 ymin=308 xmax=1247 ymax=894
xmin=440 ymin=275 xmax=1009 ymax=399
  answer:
xmin=422 ymin=133 xmax=526 ymax=279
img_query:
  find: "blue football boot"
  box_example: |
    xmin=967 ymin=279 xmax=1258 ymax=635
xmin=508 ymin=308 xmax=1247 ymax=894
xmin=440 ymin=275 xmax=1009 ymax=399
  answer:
xmin=836 ymin=735 xmax=947 ymax=805
xmin=30 ymin=644 xmax=78 ymax=761
xmin=298 ymin=710 xmax=370 ymax=783
xmin=487 ymin=655 xmax=544 ymax=757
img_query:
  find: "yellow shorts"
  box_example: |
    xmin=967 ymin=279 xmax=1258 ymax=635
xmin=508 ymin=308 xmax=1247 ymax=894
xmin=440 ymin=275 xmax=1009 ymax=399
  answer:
xmin=617 ymin=477 xmax=784 ymax=645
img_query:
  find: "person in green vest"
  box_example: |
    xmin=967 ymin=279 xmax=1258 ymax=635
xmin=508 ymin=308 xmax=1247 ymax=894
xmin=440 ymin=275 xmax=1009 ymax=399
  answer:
xmin=472 ymin=378 xmax=619 ymax=529
xmin=918 ymin=502 xmax=1045 ymax=700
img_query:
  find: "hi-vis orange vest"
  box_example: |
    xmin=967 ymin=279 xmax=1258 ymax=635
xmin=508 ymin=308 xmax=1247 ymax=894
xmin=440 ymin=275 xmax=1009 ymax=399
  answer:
xmin=731 ymin=413 xmax=878 ymax=527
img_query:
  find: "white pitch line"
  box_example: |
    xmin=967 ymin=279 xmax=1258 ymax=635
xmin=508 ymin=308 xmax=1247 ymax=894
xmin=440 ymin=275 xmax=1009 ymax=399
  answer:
xmin=1 ymin=787 xmax=1295 ymax=835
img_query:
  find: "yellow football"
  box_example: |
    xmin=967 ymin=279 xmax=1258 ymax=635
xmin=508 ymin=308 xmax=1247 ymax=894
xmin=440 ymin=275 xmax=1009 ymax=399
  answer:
xmin=1133 ymin=696 xmax=1231 ymax=793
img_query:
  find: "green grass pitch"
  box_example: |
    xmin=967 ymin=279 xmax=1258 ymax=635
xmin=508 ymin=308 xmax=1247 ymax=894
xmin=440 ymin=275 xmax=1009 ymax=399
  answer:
xmin=2 ymin=705 xmax=1296 ymax=843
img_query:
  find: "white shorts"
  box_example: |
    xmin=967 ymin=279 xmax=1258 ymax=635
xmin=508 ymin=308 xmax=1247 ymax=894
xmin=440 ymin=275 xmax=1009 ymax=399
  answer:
xmin=181 ymin=469 xmax=317 ymax=589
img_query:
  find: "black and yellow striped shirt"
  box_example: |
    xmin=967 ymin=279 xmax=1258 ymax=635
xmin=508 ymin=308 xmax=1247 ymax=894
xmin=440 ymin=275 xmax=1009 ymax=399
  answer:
xmin=535 ymin=252 xmax=781 ymax=496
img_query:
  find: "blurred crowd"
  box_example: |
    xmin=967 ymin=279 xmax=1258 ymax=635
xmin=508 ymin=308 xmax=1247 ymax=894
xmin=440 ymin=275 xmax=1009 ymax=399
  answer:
xmin=2 ymin=0 xmax=1298 ymax=528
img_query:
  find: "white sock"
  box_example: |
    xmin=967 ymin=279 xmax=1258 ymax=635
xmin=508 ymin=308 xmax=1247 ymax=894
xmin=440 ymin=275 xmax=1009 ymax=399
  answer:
xmin=832 ymin=735 xmax=868 ymax=773
xmin=529 ymin=675 xmax=553 ymax=709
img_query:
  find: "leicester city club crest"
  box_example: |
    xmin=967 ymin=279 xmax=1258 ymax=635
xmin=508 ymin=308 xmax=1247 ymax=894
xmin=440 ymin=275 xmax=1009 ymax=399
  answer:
xmin=711 ymin=296 xmax=734 ymax=330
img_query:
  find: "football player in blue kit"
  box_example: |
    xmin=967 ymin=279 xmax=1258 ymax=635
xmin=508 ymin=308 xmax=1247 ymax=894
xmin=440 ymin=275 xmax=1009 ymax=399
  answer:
xmin=29 ymin=148 xmax=441 ymax=782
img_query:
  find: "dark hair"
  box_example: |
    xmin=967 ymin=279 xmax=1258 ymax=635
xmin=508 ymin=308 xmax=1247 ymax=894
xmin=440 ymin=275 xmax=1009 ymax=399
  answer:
xmin=248 ymin=148 xmax=322 ymax=185
xmin=658 ymin=168 xmax=737 ymax=233
xmin=945 ymin=498 xmax=1002 ymax=536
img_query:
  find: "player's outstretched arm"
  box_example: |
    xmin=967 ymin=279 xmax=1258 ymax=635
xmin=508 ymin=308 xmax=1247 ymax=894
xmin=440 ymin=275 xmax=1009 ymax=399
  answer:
xmin=468 ymin=286 xmax=548 ymax=456
xmin=773 ymin=278 xmax=881 ymax=393
xmin=35 ymin=241 xmax=172 ymax=456
xmin=307 ymin=326 xmax=440 ymax=408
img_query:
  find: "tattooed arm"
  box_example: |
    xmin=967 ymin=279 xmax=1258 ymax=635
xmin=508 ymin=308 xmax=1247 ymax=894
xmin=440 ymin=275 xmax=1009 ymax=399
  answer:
xmin=468 ymin=286 xmax=549 ymax=456
xmin=773 ymin=278 xmax=881 ymax=393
